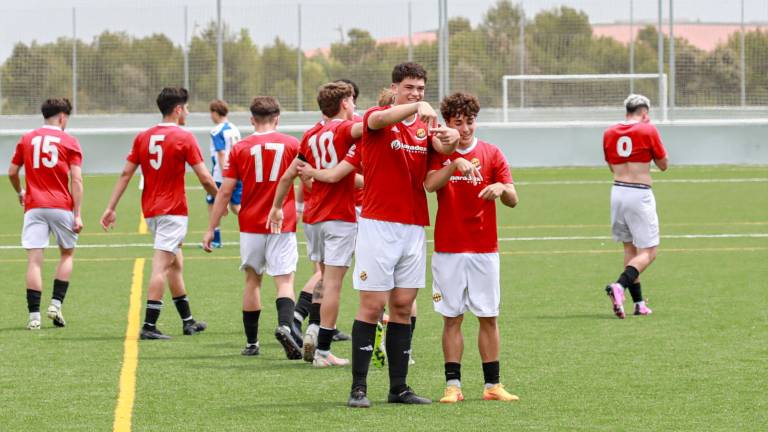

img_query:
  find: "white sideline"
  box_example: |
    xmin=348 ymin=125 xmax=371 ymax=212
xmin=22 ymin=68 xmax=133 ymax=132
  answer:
xmin=1 ymin=233 xmax=766 ymax=250
xmin=515 ymin=178 xmax=768 ymax=186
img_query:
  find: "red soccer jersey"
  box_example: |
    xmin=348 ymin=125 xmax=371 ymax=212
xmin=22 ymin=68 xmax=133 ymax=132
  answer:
xmin=344 ymin=144 xmax=364 ymax=208
xmin=359 ymin=105 xmax=433 ymax=226
xmin=224 ymin=131 xmax=299 ymax=234
xmin=127 ymin=123 xmax=203 ymax=218
xmin=11 ymin=126 xmax=82 ymax=212
xmin=428 ymin=139 xmax=513 ymax=253
xmin=603 ymin=120 xmax=667 ymax=165
xmin=299 ymin=119 xmax=358 ymax=224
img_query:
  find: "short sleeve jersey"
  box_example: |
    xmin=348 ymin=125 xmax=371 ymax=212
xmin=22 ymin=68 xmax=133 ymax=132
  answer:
xmin=427 ymin=139 xmax=513 ymax=253
xmin=299 ymin=119 xmax=358 ymax=224
xmin=603 ymin=120 xmax=667 ymax=165
xmin=344 ymin=144 xmax=364 ymax=207
xmin=127 ymin=123 xmax=204 ymax=218
xmin=11 ymin=125 xmax=83 ymax=212
xmin=209 ymin=121 xmax=241 ymax=182
xmin=359 ymin=105 xmax=433 ymax=226
xmin=224 ymin=131 xmax=299 ymax=234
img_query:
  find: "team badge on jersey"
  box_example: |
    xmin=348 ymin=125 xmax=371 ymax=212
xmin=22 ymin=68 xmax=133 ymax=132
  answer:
xmin=471 ymin=158 xmax=481 ymax=167
xmin=359 ymin=271 xmax=368 ymax=281
xmin=416 ymin=128 xmax=427 ymax=139
xmin=432 ymin=292 xmax=443 ymax=303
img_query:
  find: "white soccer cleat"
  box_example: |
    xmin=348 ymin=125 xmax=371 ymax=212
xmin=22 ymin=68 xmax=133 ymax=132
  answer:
xmin=313 ymin=351 xmax=350 ymax=367
xmin=47 ymin=304 xmax=66 ymax=327
xmin=27 ymin=318 xmax=41 ymax=330
xmin=303 ymin=324 xmax=319 ymax=363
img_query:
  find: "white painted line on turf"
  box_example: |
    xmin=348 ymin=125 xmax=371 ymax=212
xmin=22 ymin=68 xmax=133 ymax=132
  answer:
xmin=515 ymin=178 xmax=768 ymax=186
xmin=113 ymin=258 xmax=144 ymax=432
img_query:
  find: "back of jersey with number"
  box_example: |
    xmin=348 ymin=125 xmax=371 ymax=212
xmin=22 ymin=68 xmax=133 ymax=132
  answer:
xmin=224 ymin=131 xmax=299 ymax=234
xmin=127 ymin=124 xmax=204 ymax=218
xmin=603 ymin=121 xmax=667 ymax=165
xmin=299 ymin=119 xmax=357 ymax=224
xmin=11 ymin=126 xmax=82 ymax=212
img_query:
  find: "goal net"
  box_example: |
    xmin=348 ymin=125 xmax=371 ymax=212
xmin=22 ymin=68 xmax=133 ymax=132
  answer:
xmin=501 ymin=73 xmax=668 ymax=122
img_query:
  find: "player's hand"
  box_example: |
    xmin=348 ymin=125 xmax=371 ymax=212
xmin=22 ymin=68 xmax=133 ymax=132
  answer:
xmin=73 ymin=215 xmax=84 ymax=234
xmin=432 ymin=126 xmax=459 ymax=147
xmin=452 ymin=157 xmax=483 ymax=186
xmin=478 ymin=182 xmax=505 ymax=200
xmin=416 ymin=101 xmax=438 ymax=130
xmin=17 ymin=190 xmax=25 ymax=207
xmin=267 ymin=207 xmax=283 ymax=234
xmin=100 ymin=209 xmax=116 ymax=231
xmin=296 ymin=163 xmax=317 ymax=180
xmin=201 ymin=229 xmax=215 ymax=253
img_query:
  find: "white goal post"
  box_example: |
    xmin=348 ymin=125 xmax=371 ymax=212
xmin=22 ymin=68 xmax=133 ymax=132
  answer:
xmin=502 ymin=73 xmax=668 ymax=122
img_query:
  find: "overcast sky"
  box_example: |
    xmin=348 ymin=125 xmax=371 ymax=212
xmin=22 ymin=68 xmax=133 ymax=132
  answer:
xmin=1 ymin=0 xmax=766 ymax=61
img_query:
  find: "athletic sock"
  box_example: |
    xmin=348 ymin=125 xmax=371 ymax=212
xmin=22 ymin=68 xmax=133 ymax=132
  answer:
xmin=308 ymin=302 xmax=321 ymax=326
xmin=317 ymin=326 xmax=334 ymax=351
xmin=386 ymin=322 xmax=412 ymax=394
xmin=275 ymin=297 xmax=295 ymax=328
xmin=213 ymin=228 xmax=221 ymax=244
xmin=616 ymin=265 xmax=640 ymax=289
xmin=445 ymin=362 xmax=461 ymax=387
xmin=294 ymin=291 xmax=312 ymax=322
xmin=482 ymin=361 xmax=500 ymax=387
xmin=26 ymin=289 xmax=41 ymax=313
xmin=143 ymin=300 xmax=163 ymax=330
xmin=410 ymin=316 xmax=417 ymax=334
xmin=629 ymin=281 xmax=644 ymax=303
xmin=351 ymin=320 xmax=377 ymax=391
xmin=242 ymin=310 xmax=261 ymax=345
xmin=173 ymin=295 xmax=195 ymax=323
xmin=52 ymin=279 xmax=69 ymax=305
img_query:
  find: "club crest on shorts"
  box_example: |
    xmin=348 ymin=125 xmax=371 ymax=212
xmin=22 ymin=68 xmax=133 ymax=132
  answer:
xmin=432 ymin=292 xmax=442 ymax=302
xmin=416 ymin=128 xmax=427 ymax=139
xmin=359 ymin=271 xmax=368 ymax=281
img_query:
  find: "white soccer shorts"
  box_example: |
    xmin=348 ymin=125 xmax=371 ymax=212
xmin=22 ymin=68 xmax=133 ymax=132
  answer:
xmin=431 ymin=252 xmax=501 ymax=317
xmin=21 ymin=208 xmax=78 ymax=249
xmin=239 ymin=232 xmax=298 ymax=276
xmin=610 ymin=183 xmax=660 ymax=249
xmin=353 ymin=217 xmax=426 ymax=291
xmin=145 ymin=215 xmax=188 ymax=254
xmin=303 ymin=220 xmax=357 ymax=267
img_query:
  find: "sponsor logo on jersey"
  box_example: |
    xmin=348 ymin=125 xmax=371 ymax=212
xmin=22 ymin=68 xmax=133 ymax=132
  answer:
xmin=359 ymin=271 xmax=368 ymax=281
xmin=416 ymin=128 xmax=427 ymax=139
xmin=390 ymin=140 xmax=427 ymax=154
xmin=432 ymin=292 xmax=443 ymax=302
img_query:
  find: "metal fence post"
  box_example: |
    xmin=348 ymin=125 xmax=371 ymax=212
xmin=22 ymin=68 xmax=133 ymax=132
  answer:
xmin=657 ymin=0 xmax=664 ymax=115
xmin=519 ymin=3 xmax=525 ymax=108
xmin=443 ymin=0 xmax=449 ymax=95
xmin=72 ymin=7 xmax=77 ymax=114
xmin=437 ymin=0 xmax=444 ymax=101
xmin=408 ymin=1 xmax=413 ymax=62
xmin=629 ymin=0 xmax=635 ymax=93
xmin=740 ymin=0 xmax=746 ymax=106
xmin=184 ymin=5 xmax=189 ymax=91
xmin=216 ymin=0 xmax=223 ymax=100
xmin=297 ymin=3 xmax=303 ymax=111
xmin=669 ymin=0 xmax=675 ymax=111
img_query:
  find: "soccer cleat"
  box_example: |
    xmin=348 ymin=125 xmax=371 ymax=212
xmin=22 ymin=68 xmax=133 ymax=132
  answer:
xmin=303 ymin=324 xmax=319 ymax=363
xmin=275 ymin=326 xmax=303 ymax=360
xmin=387 ymin=387 xmax=432 ymax=404
xmin=348 ymin=387 xmax=371 ymax=408
xmin=183 ymin=320 xmax=207 ymax=335
xmin=241 ymin=344 xmax=260 ymax=356
xmin=46 ymin=304 xmax=66 ymax=327
xmin=313 ymin=351 xmax=350 ymax=367
xmin=332 ymin=328 xmax=351 ymax=342
xmin=27 ymin=318 xmax=41 ymax=330
xmin=211 ymin=242 xmax=223 ymax=249
xmin=605 ymin=283 xmax=626 ymax=319
xmin=140 ymin=327 xmax=171 ymax=340
xmin=634 ymin=303 xmax=653 ymax=316
xmin=483 ymin=384 xmax=520 ymax=402
xmin=290 ymin=321 xmax=303 ymax=347
xmin=439 ymin=385 xmax=464 ymax=404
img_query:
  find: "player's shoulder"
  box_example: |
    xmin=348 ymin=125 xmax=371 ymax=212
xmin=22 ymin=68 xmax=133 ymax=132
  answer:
xmin=273 ymin=131 xmax=300 ymax=147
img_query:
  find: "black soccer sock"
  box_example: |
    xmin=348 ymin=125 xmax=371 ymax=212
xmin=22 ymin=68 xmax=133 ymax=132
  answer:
xmin=26 ymin=289 xmax=41 ymax=313
xmin=308 ymin=302 xmax=321 ymax=326
xmin=616 ymin=265 xmax=640 ymax=289
xmin=629 ymin=281 xmax=644 ymax=303
xmin=173 ymin=295 xmax=194 ymax=323
xmin=143 ymin=300 xmax=163 ymax=330
xmin=410 ymin=316 xmax=417 ymax=334
xmin=52 ymin=279 xmax=69 ymax=304
xmin=351 ymin=320 xmax=377 ymax=391
xmin=386 ymin=322 xmax=413 ymax=394
xmin=482 ymin=361 xmax=500 ymax=386
xmin=317 ymin=326 xmax=335 ymax=351
xmin=275 ymin=297 xmax=295 ymax=328
xmin=242 ymin=310 xmax=261 ymax=345
xmin=294 ymin=291 xmax=313 ymax=322
xmin=445 ymin=362 xmax=461 ymax=384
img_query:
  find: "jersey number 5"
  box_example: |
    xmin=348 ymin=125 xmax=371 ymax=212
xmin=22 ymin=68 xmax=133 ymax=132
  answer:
xmin=251 ymin=143 xmax=285 ymax=182
xmin=31 ymin=135 xmax=60 ymax=168
xmin=149 ymin=135 xmax=164 ymax=170
xmin=617 ymin=136 xmax=633 ymax=158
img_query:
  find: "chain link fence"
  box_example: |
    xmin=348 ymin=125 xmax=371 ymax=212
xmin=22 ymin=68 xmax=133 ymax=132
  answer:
xmin=0 ymin=0 xmax=766 ymax=120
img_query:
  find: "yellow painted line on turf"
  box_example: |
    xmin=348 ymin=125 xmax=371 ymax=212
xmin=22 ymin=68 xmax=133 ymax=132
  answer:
xmin=137 ymin=213 xmax=147 ymax=235
xmin=113 ymin=258 xmax=144 ymax=432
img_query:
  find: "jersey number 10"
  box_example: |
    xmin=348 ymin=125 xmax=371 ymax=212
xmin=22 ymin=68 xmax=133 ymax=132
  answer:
xmin=308 ymin=131 xmax=338 ymax=169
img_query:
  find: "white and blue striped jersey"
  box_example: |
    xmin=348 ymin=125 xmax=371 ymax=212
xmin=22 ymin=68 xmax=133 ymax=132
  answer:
xmin=209 ymin=121 xmax=241 ymax=182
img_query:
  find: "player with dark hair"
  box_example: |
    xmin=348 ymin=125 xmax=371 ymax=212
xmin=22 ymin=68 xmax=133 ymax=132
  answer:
xmin=203 ymin=96 xmax=303 ymax=359
xmin=101 ymin=87 xmax=217 ymax=340
xmin=8 ymin=98 xmax=83 ymax=330
xmin=206 ymin=99 xmax=241 ymax=248
xmin=603 ymin=94 xmax=668 ymax=318
xmin=425 ymin=92 xmax=519 ymax=403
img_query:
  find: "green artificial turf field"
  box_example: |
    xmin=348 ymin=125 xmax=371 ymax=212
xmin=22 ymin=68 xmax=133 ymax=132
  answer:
xmin=0 ymin=165 xmax=766 ymax=431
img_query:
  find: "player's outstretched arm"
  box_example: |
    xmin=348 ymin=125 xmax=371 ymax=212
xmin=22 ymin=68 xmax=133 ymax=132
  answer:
xmin=7 ymin=163 xmax=24 ymax=207
xmin=268 ymin=158 xmax=301 ymax=233
xmin=100 ymin=161 xmax=139 ymax=231
xmin=191 ymin=162 xmax=218 ymax=197
xmin=367 ymin=101 xmax=438 ymax=131
xmin=297 ymin=160 xmax=356 ymax=184
xmin=424 ymin=158 xmax=482 ymax=192
xmin=350 ymin=122 xmax=364 ymax=139
xmin=478 ymin=182 xmax=518 ymax=208
xmin=70 ymin=165 xmax=84 ymax=233
xmin=429 ymin=126 xmax=460 ymax=155
xmin=202 ymin=177 xmax=237 ymax=252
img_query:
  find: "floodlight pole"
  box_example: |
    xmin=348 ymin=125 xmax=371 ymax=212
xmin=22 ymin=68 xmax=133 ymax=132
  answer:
xmin=216 ymin=0 xmax=223 ymax=100
xmin=72 ymin=8 xmax=77 ymax=115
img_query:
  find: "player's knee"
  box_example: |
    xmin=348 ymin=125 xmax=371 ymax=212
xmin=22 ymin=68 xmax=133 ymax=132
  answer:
xmin=444 ymin=315 xmax=464 ymax=328
xmin=478 ymin=316 xmax=497 ymax=328
xmin=642 ymin=247 xmax=657 ymax=263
